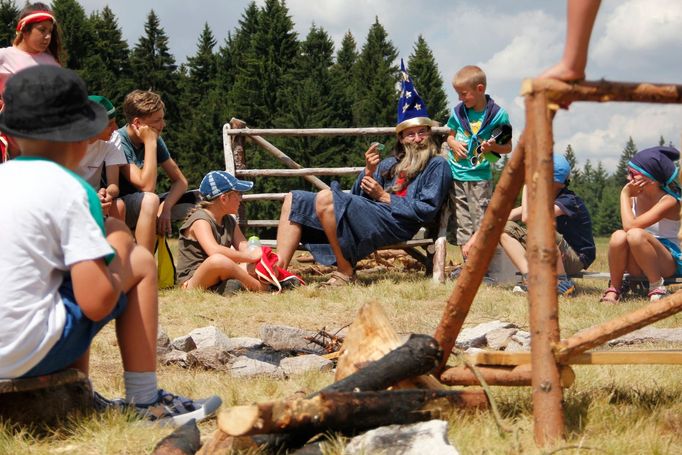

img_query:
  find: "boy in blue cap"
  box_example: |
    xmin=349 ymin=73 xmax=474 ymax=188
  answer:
xmin=0 ymin=65 xmax=220 ymax=426
xmin=496 ymin=154 xmax=595 ymax=296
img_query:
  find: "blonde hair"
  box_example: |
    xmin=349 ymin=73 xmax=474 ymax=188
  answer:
xmin=453 ymin=65 xmax=487 ymax=90
xmin=122 ymin=90 xmax=165 ymax=122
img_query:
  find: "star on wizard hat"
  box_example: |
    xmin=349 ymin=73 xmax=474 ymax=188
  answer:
xmin=396 ymin=59 xmax=433 ymax=134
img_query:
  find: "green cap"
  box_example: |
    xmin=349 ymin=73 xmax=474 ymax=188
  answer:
xmin=88 ymin=95 xmax=116 ymax=119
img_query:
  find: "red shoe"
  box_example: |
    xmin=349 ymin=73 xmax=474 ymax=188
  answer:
xmin=277 ymin=267 xmax=305 ymax=289
xmin=255 ymin=246 xmax=282 ymax=291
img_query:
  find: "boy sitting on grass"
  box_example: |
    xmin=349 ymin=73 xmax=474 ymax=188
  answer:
xmin=0 ymin=65 xmax=220 ymax=426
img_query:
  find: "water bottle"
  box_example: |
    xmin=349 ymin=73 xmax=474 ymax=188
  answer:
xmin=247 ymin=235 xmax=261 ymax=251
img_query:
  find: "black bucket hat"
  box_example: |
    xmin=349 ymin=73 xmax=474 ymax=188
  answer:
xmin=0 ymin=65 xmax=108 ymax=142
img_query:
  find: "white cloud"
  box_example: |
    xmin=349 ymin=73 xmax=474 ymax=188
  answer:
xmin=594 ymin=0 xmax=682 ymax=58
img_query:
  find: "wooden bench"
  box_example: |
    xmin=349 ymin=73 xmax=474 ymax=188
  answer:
xmin=221 ymin=119 xmax=451 ymax=282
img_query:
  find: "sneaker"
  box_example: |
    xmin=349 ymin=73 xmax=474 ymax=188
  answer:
xmin=449 ymin=265 xmax=463 ymax=280
xmin=133 ymin=389 xmax=222 ymax=426
xmin=95 ymin=389 xmax=222 ymax=426
xmin=512 ymin=283 xmax=528 ymax=294
xmin=557 ymin=279 xmax=576 ymax=297
xmin=648 ymin=286 xmax=669 ymax=302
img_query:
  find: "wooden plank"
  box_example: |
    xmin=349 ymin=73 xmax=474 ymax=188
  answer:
xmin=571 ymin=271 xmax=682 ymax=284
xmin=465 ymin=350 xmax=682 ymax=366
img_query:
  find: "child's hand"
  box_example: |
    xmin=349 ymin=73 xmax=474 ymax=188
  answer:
xmin=478 ymin=138 xmax=494 ymax=153
xmin=247 ymin=246 xmax=262 ymax=263
xmin=450 ymin=141 xmax=468 ymax=161
xmin=98 ymin=188 xmax=112 ymax=216
xmin=134 ymin=124 xmax=159 ymax=143
xmin=364 ymin=144 xmax=381 ymax=176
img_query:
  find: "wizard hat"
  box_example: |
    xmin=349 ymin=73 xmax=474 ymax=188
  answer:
xmin=396 ymin=59 xmax=433 ymax=134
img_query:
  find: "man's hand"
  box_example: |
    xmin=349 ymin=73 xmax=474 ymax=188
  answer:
xmin=360 ymin=175 xmax=390 ymax=203
xmin=98 ymin=188 xmax=113 ymax=216
xmin=364 ymin=143 xmax=382 ymax=176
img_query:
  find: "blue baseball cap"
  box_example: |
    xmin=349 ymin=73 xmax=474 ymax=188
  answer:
xmin=553 ymin=154 xmax=571 ymax=184
xmin=199 ymin=170 xmax=253 ymax=200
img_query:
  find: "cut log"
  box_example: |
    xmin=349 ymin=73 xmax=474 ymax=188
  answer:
xmin=219 ymin=389 xmax=488 ymax=437
xmin=196 ymin=430 xmax=258 ymax=455
xmin=440 ymin=364 xmax=575 ymax=388
xmin=151 ymin=419 xmax=201 ymax=455
xmin=336 ymin=301 xmax=445 ymax=390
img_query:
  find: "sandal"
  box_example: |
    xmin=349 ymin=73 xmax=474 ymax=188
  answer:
xmin=647 ymin=286 xmax=669 ymax=302
xmin=322 ymin=270 xmax=356 ymax=287
xmin=599 ymin=287 xmax=621 ymax=304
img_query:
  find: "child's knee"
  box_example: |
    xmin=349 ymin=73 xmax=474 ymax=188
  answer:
xmin=140 ymin=192 xmax=160 ymax=214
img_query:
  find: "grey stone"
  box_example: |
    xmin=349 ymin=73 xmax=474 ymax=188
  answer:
xmin=223 ymin=337 xmax=264 ymax=352
xmin=485 ymin=327 xmax=518 ymax=350
xmin=160 ymin=350 xmax=196 ymax=368
xmin=189 ymin=326 xmax=232 ymax=350
xmin=344 ymin=420 xmax=459 ymax=455
xmin=230 ymin=356 xmax=284 ymax=378
xmin=171 ymin=335 xmax=197 ymax=352
xmin=188 ymin=346 xmax=232 ymax=371
xmin=260 ymin=324 xmax=326 ymax=354
xmin=506 ymin=330 xmax=531 ymax=351
xmin=456 ymin=321 xmax=517 ymax=349
xmin=157 ymin=326 xmax=171 ymax=355
xmin=607 ymin=327 xmax=682 ymax=346
xmin=280 ymin=354 xmax=333 ymax=376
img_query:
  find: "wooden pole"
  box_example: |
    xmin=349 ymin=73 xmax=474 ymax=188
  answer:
xmin=555 ymin=292 xmax=682 ymax=361
xmin=433 ymin=139 xmax=526 ymax=374
xmin=236 ymin=167 xmax=363 ymax=177
xmin=225 ymin=126 xmax=451 ymax=137
xmin=525 ymin=91 xmax=565 ymax=445
xmin=521 ymin=78 xmax=682 ymax=106
xmin=229 ymin=119 xmax=248 ymax=222
xmin=218 ymin=389 xmax=488 ymax=437
xmin=440 ymin=364 xmax=575 ymax=388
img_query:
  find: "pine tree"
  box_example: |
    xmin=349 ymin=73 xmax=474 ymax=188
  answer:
xmin=659 ymin=135 xmax=666 ymax=146
xmin=614 ymin=137 xmax=637 ymax=187
xmin=352 ymin=17 xmax=399 ymax=128
xmin=81 ymin=6 xmax=131 ymax=111
xmin=216 ymin=1 xmax=260 ymax=96
xmin=51 ymin=0 xmax=95 ymax=70
xmin=0 ymin=0 xmax=18 ymax=48
xmin=407 ymin=35 xmax=448 ymax=125
xmin=592 ymin=183 xmax=621 ymax=236
xmin=129 ymin=10 xmax=178 ymax=100
xmin=228 ymin=0 xmax=298 ymax=128
xmin=564 ymin=145 xmax=580 ymax=183
xmin=330 ymin=30 xmax=358 ymax=128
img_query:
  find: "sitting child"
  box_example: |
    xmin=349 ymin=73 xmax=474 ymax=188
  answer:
xmin=498 ymin=153 xmax=596 ymax=297
xmin=601 ymin=146 xmax=681 ymax=303
xmin=177 ymin=170 xmax=271 ymax=294
xmin=0 ymin=65 xmax=220 ymax=426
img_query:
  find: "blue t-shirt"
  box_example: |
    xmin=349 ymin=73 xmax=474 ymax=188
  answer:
xmin=115 ymin=126 xmax=171 ymax=197
xmin=446 ymin=101 xmax=510 ymax=182
xmin=555 ymin=187 xmax=596 ymax=269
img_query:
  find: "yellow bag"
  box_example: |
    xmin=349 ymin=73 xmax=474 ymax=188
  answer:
xmin=155 ymin=235 xmax=176 ymax=289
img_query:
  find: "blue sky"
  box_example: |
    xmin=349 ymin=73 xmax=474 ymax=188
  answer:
xmin=79 ymin=0 xmax=682 ymax=171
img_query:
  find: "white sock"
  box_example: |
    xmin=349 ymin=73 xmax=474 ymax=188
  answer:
xmin=124 ymin=371 xmax=158 ymax=405
xmin=649 ymin=278 xmax=665 ymax=290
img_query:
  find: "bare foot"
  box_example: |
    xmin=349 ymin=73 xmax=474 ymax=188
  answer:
xmin=538 ymin=61 xmax=585 ymax=82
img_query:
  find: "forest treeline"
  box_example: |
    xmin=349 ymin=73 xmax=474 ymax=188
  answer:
xmin=0 ymin=0 xmax=672 ymax=234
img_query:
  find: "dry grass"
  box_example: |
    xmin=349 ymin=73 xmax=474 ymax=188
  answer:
xmin=2 ymin=239 xmax=682 ymax=454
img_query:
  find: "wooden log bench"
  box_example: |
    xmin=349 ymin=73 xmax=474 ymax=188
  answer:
xmin=0 ymin=369 xmax=93 ymax=426
xmin=222 ymin=119 xmax=451 ymax=282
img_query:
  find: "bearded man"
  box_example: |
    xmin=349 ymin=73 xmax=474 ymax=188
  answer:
xmin=274 ymin=61 xmax=453 ymax=285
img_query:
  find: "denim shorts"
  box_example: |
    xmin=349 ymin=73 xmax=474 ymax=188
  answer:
xmin=21 ymin=276 xmax=127 ymax=378
xmin=659 ymin=238 xmax=682 ymax=276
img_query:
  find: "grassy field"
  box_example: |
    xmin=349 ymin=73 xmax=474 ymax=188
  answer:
xmin=2 ymin=238 xmax=682 ymax=454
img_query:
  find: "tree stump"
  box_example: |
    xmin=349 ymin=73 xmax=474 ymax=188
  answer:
xmin=0 ymin=369 xmax=93 ymax=427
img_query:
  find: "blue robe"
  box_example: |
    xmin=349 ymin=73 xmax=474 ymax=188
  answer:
xmin=289 ymin=155 xmax=452 ymax=266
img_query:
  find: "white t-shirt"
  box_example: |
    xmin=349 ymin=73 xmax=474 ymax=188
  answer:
xmin=77 ymin=139 xmax=127 ymax=189
xmin=0 ymin=46 xmax=59 ymax=93
xmin=0 ymin=158 xmax=114 ymax=378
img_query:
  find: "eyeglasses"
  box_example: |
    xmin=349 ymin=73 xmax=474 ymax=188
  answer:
xmin=402 ymin=129 xmax=430 ymax=140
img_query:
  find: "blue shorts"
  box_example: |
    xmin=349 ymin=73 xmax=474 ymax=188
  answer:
xmin=659 ymin=238 xmax=682 ymax=276
xmin=21 ymin=276 xmax=127 ymax=378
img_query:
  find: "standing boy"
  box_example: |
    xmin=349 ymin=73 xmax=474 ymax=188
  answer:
xmin=0 ymin=66 xmax=220 ymax=425
xmin=445 ymin=65 xmax=512 ymax=271
xmin=113 ymin=90 xmax=189 ymax=252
